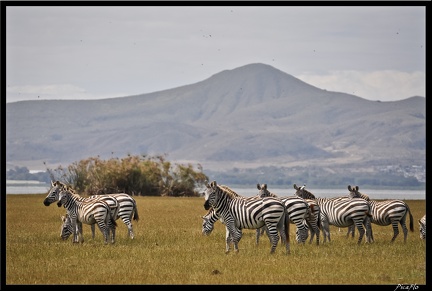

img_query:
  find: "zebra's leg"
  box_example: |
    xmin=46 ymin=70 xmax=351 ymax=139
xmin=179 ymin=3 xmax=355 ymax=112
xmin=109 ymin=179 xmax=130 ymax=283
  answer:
xmin=278 ymin=219 xmax=289 ymax=255
xmin=255 ymin=228 xmax=261 ymax=245
xmin=109 ymin=220 xmax=116 ymax=244
xmin=91 ymin=224 xmax=96 ymax=240
xmin=96 ymin=220 xmax=109 ymax=244
xmin=71 ymin=219 xmax=81 ymax=244
xmin=225 ymin=227 xmax=231 ymax=254
xmin=120 ymin=216 xmax=134 ymax=239
xmin=401 ymin=219 xmax=409 ymax=243
xmin=126 ymin=218 xmax=135 ymax=239
xmin=364 ymin=217 xmax=373 ymax=243
xmin=265 ymin=224 xmax=280 ymax=254
xmin=321 ymin=218 xmax=330 ymax=243
xmin=391 ymin=221 xmax=400 ymax=242
xmin=355 ymin=222 xmax=365 ymax=245
xmin=77 ymin=221 xmax=84 ymax=243
xmin=230 ymin=227 xmax=242 ymax=254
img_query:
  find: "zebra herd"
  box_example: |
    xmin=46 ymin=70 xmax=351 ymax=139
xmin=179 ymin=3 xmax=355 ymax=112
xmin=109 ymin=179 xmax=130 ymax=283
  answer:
xmin=201 ymin=181 xmax=424 ymax=254
xmin=42 ymin=180 xmax=425 ymax=251
xmin=43 ymin=181 xmax=139 ymax=244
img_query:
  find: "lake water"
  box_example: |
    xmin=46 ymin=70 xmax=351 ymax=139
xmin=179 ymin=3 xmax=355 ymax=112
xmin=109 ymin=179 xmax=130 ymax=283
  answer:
xmin=5 ymin=180 xmax=426 ymax=200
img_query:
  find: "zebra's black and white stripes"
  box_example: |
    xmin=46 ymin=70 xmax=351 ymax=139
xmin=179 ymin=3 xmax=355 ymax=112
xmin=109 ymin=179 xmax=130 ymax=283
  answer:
xmin=294 ymin=184 xmax=372 ymax=245
xmin=419 ymin=214 xmax=426 ymax=240
xmin=44 ymin=181 xmax=118 ymax=244
xmin=89 ymin=193 xmax=139 ymax=239
xmin=256 ymin=183 xmax=318 ymax=245
xmin=203 ymin=180 xmax=290 ymax=254
xmin=348 ymin=185 xmax=414 ymax=243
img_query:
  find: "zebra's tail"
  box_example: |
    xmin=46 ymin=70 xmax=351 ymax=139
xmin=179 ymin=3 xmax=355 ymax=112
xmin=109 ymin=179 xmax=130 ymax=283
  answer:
xmin=133 ymin=204 xmax=139 ymax=222
xmin=284 ymin=209 xmax=290 ymax=245
xmin=407 ymin=205 xmax=414 ymax=232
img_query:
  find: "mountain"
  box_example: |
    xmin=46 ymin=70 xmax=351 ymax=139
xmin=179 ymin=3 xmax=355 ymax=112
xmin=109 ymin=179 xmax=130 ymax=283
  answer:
xmin=5 ymin=63 xmax=426 ymax=182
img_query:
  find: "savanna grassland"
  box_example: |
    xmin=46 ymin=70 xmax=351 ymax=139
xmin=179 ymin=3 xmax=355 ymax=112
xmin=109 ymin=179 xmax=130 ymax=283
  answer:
xmin=5 ymin=194 xmax=426 ymax=285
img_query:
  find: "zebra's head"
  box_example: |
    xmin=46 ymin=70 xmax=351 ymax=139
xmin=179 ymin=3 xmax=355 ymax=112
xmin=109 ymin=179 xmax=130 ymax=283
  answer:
xmin=43 ymin=181 xmax=66 ymax=206
xmin=257 ymin=183 xmax=271 ymax=198
xmin=203 ymin=181 xmax=219 ymax=210
xmin=347 ymin=185 xmax=360 ymax=198
xmin=57 ymin=189 xmax=70 ymax=208
xmin=60 ymin=213 xmax=73 ymax=240
xmin=347 ymin=185 xmax=370 ymax=201
xmin=293 ymin=184 xmax=314 ymax=199
xmin=419 ymin=215 xmax=426 ymax=240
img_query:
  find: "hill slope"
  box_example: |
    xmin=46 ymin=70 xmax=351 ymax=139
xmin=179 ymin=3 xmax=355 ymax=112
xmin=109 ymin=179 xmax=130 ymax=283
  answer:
xmin=6 ymin=63 xmax=425 ymax=181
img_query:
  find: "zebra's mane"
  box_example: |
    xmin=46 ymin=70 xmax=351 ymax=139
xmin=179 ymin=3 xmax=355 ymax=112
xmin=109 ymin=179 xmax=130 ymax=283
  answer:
xmin=299 ymin=187 xmax=316 ymax=199
xmin=216 ymin=184 xmax=240 ymax=199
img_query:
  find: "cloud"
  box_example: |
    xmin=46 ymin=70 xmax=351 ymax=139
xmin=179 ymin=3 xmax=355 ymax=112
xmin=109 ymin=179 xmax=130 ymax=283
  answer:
xmin=6 ymin=84 xmax=127 ymax=102
xmin=297 ymin=70 xmax=425 ymax=101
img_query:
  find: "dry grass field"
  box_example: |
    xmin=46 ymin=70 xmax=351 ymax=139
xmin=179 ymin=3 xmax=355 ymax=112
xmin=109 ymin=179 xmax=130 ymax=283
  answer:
xmin=5 ymin=194 xmax=426 ymax=285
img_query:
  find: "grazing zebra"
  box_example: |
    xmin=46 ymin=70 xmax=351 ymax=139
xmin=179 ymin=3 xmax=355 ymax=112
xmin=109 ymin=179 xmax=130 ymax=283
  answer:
xmin=57 ymin=185 xmax=118 ymax=244
xmin=44 ymin=181 xmax=118 ymax=244
xmin=293 ymin=184 xmax=372 ymax=245
xmin=60 ymin=213 xmax=79 ymax=241
xmin=203 ymin=181 xmax=290 ymax=254
xmin=348 ymin=185 xmax=414 ymax=243
xmin=419 ymin=214 xmax=426 ymax=240
xmin=256 ymin=183 xmax=319 ymax=245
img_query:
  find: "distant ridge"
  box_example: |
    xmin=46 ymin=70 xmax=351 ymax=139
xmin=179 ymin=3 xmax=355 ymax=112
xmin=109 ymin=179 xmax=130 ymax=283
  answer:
xmin=6 ymin=63 xmax=425 ymax=179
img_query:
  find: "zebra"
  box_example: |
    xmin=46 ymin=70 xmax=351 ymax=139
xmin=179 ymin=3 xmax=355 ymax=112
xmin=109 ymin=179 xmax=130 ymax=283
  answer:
xmin=203 ymin=180 xmax=290 ymax=254
xmin=256 ymin=183 xmax=320 ymax=245
xmin=56 ymin=184 xmax=118 ymax=244
xmin=418 ymin=214 xmax=426 ymax=240
xmin=348 ymin=185 xmax=414 ymax=243
xmin=201 ymin=185 xmax=269 ymax=245
xmin=293 ymin=184 xmax=372 ymax=245
xmin=342 ymin=185 xmax=371 ymax=238
xmin=45 ymin=181 xmax=139 ymax=240
xmin=60 ymin=194 xmax=139 ymax=241
xmin=60 ymin=213 xmax=79 ymax=241
xmin=46 ymin=181 xmax=120 ymax=242
xmin=44 ymin=181 xmax=118 ymax=244
xmin=88 ymin=193 xmax=139 ymax=239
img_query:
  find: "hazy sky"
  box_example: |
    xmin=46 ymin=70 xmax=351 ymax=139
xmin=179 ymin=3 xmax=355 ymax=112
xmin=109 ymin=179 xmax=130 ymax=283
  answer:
xmin=5 ymin=5 xmax=426 ymax=103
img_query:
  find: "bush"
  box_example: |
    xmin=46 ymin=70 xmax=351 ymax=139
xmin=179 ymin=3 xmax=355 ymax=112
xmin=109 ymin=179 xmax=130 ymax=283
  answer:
xmin=47 ymin=154 xmax=208 ymax=197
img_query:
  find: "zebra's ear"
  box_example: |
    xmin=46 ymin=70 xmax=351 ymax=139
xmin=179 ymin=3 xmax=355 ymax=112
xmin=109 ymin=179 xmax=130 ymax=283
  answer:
xmin=263 ymin=184 xmax=267 ymax=190
xmin=348 ymin=185 xmax=352 ymax=191
xmin=210 ymin=180 xmax=217 ymax=188
xmin=257 ymin=184 xmax=260 ymax=190
xmin=355 ymin=185 xmax=359 ymax=191
xmin=293 ymin=184 xmax=298 ymax=190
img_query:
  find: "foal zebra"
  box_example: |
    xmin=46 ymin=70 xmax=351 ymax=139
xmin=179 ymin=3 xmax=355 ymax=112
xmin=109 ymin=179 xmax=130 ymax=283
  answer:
xmin=419 ymin=214 xmax=426 ymax=240
xmin=57 ymin=184 xmax=117 ymax=244
xmin=256 ymin=183 xmax=319 ymax=245
xmin=293 ymin=184 xmax=372 ymax=245
xmin=44 ymin=181 xmax=118 ymax=243
xmin=348 ymin=185 xmax=414 ymax=243
xmin=203 ymin=181 xmax=290 ymax=254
